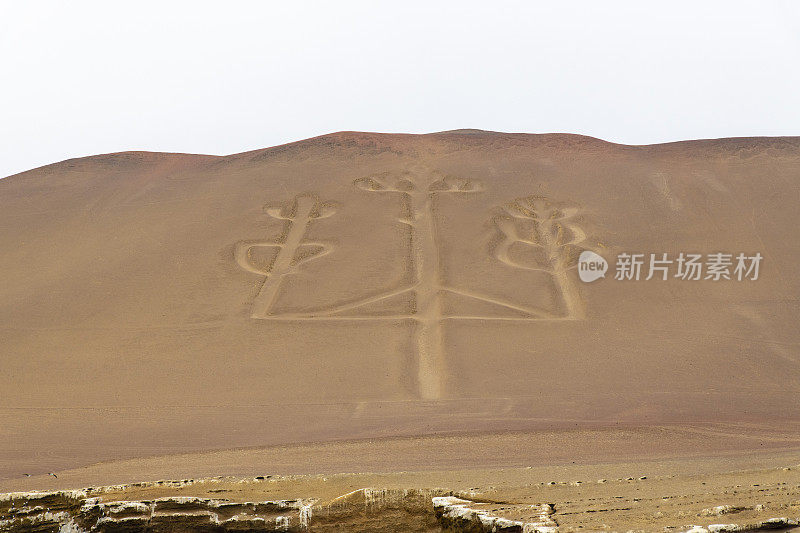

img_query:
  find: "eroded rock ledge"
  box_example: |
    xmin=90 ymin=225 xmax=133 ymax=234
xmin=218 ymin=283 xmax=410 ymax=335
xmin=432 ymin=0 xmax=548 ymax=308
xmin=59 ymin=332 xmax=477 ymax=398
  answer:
xmin=0 ymin=491 xmax=310 ymax=533
xmin=1 ymin=487 xmax=444 ymax=532
xmin=432 ymin=496 xmax=558 ymax=532
xmin=2 ymin=484 xmax=799 ymax=533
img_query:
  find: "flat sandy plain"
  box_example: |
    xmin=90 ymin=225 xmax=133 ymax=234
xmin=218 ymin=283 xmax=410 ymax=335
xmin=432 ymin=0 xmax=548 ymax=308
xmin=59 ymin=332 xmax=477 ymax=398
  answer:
xmin=1 ymin=131 xmax=799 ymax=529
xmin=2 ymin=429 xmax=800 ymax=531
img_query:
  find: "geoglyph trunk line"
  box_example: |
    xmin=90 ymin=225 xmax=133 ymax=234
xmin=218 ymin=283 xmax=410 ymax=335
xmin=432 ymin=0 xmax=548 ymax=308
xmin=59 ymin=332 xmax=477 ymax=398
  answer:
xmin=410 ymin=190 xmax=445 ymax=400
xmin=353 ymin=171 xmax=482 ymax=400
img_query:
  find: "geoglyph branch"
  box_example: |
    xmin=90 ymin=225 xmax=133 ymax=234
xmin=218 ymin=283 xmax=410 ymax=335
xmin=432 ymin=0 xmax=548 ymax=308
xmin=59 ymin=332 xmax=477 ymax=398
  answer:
xmin=492 ymin=195 xmax=591 ymax=318
xmin=235 ymin=194 xmax=336 ymax=318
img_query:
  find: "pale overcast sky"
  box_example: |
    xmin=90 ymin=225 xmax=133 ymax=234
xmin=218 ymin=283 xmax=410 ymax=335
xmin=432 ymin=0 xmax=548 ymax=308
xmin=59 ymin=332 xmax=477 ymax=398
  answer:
xmin=1 ymin=1 xmax=799 ymax=178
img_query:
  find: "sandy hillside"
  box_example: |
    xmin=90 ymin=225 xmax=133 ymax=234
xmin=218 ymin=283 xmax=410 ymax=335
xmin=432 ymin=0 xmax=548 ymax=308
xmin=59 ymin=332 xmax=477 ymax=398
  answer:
xmin=1 ymin=130 xmax=799 ymax=481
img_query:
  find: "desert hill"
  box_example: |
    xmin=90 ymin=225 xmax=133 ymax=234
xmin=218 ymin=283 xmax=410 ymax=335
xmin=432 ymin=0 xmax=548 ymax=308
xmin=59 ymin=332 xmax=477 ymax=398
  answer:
xmin=1 ymin=130 xmax=799 ymax=480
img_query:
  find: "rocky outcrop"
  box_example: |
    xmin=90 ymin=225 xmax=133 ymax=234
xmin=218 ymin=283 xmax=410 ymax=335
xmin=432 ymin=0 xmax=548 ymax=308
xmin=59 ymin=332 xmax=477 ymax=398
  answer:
xmin=0 ymin=492 xmax=312 ymax=533
xmin=7 ymin=484 xmax=797 ymax=533
xmin=0 ymin=491 xmax=87 ymax=533
xmin=1 ymin=487 xmax=449 ymax=532
xmin=309 ymin=488 xmax=442 ymax=532
xmin=0 ymin=486 xmax=557 ymax=533
xmin=681 ymin=517 xmax=800 ymax=533
xmin=432 ymin=496 xmax=557 ymax=533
